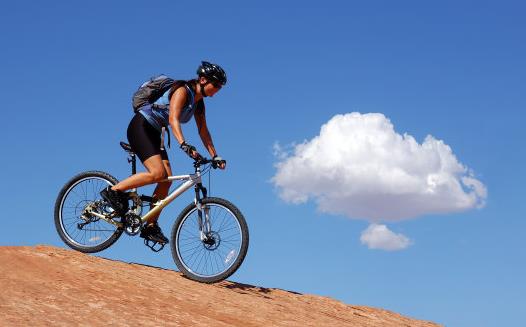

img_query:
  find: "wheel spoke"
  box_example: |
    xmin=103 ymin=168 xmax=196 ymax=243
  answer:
xmin=175 ymin=201 xmax=247 ymax=280
xmin=58 ymin=175 xmax=119 ymax=249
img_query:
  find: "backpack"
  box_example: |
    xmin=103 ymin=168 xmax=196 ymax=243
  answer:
xmin=131 ymin=75 xmax=175 ymax=112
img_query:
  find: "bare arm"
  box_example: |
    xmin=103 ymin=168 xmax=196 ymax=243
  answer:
xmin=168 ymin=87 xmax=201 ymax=159
xmin=168 ymin=87 xmax=188 ymax=145
xmin=194 ymin=103 xmax=218 ymax=158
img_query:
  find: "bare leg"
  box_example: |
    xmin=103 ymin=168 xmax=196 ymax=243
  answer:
xmin=147 ymin=159 xmax=173 ymax=224
xmin=111 ymin=155 xmax=167 ymax=191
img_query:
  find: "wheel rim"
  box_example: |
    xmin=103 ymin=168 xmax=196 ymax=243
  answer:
xmin=59 ymin=177 xmax=118 ymax=248
xmin=175 ymin=203 xmax=243 ymax=279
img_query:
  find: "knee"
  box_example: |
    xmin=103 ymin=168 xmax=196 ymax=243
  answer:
xmin=150 ymin=169 xmax=168 ymax=183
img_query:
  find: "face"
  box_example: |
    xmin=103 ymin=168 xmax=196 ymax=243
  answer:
xmin=200 ymin=77 xmax=222 ymax=97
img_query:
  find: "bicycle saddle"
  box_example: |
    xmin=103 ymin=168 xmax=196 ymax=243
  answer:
xmin=120 ymin=141 xmax=134 ymax=153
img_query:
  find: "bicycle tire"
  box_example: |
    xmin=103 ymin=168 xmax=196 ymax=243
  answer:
xmin=54 ymin=170 xmax=124 ymax=253
xmin=170 ymin=197 xmax=249 ymax=283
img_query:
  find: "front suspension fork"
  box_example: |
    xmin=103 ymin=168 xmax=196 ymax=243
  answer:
xmin=194 ymin=183 xmax=210 ymax=241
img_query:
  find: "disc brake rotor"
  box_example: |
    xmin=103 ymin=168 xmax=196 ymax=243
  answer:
xmin=203 ymin=231 xmax=221 ymax=250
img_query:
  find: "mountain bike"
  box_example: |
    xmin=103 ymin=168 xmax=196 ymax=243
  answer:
xmin=54 ymin=142 xmax=249 ymax=283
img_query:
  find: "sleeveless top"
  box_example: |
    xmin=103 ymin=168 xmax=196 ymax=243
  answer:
xmin=138 ymin=84 xmax=197 ymax=133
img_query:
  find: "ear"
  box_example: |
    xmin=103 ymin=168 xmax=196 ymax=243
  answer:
xmin=199 ymin=76 xmax=208 ymax=84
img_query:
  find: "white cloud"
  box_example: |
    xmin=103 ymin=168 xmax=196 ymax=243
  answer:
xmin=271 ymin=112 xmax=487 ymax=251
xmin=272 ymin=112 xmax=487 ymax=221
xmin=272 ymin=142 xmax=289 ymax=161
xmin=360 ymin=224 xmax=412 ymax=251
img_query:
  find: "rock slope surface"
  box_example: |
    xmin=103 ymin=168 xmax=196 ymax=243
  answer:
xmin=0 ymin=246 xmax=441 ymax=326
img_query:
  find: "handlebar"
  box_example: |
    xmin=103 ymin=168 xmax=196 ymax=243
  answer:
xmin=193 ymin=156 xmax=226 ymax=169
xmin=194 ymin=157 xmax=212 ymax=166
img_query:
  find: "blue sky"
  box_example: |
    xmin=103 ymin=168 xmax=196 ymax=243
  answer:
xmin=1 ymin=1 xmax=525 ymax=326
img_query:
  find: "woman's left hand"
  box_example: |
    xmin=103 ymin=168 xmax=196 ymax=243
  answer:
xmin=212 ymin=156 xmax=226 ymax=170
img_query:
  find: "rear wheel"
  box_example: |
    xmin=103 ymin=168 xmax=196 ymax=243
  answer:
xmin=54 ymin=171 xmax=124 ymax=253
xmin=171 ymin=197 xmax=249 ymax=283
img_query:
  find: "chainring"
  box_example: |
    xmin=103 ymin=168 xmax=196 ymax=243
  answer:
xmin=124 ymin=213 xmax=142 ymax=236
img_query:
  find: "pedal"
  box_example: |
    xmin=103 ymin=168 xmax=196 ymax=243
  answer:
xmin=144 ymin=239 xmax=166 ymax=252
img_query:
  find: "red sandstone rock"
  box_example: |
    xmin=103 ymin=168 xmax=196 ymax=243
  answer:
xmin=0 ymin=245 xmax=441 ymax=326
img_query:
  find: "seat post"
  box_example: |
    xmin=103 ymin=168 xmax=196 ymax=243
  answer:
xmin=120 ymin=142 xmax=137 ymax=175
xmin=131 ymin=153 xmax=137 ymax=175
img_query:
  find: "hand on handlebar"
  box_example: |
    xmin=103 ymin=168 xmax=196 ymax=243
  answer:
xmin=180 ymin=141 xmax=202 ymax=160
xmin=212 ymin=155 xmax=226 ymax=170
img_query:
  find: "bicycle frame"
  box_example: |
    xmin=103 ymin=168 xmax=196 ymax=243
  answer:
xmin=128 ymin=161 xmax=212 ymax=242
xmin=126 ymin=150 xmax=207 ymax=223
xmin=140 ymin=171 xmax=203 ymax=223
xmin=98 ymin=148 xmax=213 ymax=240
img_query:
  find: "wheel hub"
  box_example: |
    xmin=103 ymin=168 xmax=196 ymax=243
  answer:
xmin=203 ymin=231 xmax=221 ymax=250
xmin=78 ymin=201 xmax=102 ymax=229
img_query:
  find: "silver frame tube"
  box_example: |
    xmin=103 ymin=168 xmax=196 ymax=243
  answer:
xmin=140 ymin=173 xmax=202 ymax=223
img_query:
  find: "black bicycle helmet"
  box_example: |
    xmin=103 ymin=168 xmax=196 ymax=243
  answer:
xmin=197 ymin=61 xmax=227 ymax=86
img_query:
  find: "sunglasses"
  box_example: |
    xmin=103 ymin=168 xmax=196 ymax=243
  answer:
xmin=210 ymin=80 xmax=223 ymax=89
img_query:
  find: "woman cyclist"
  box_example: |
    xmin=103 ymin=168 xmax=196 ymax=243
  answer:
xmin=101 ymin=61 xmax=227 ymax=244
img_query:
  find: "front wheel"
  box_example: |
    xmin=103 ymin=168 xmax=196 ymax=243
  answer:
xmin=170 ymin=197 xmax=249 ymax=283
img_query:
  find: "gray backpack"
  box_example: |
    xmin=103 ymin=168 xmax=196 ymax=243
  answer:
xmin=131 ymin=75 xmax=175 ymax=112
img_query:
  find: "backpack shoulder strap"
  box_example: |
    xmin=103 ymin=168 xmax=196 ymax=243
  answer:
xmin=168 ymin=80 xmax=190 ymax=100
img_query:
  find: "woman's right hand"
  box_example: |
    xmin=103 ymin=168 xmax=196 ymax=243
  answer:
xmin=180 ymin=141 xmax=201 ymax=159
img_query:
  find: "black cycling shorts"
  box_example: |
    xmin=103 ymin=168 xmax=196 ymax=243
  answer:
xmin=127 ymin=113 xmax=169 ymax=163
